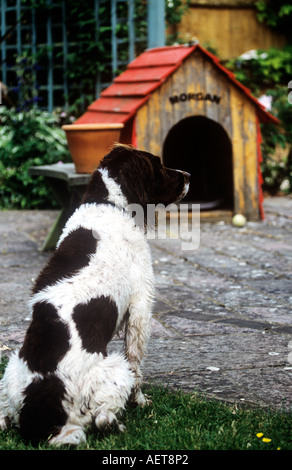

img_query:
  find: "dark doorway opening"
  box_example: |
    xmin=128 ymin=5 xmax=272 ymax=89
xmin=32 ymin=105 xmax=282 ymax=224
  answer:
xmin=163 ymin=116 xmax=234 ymax=210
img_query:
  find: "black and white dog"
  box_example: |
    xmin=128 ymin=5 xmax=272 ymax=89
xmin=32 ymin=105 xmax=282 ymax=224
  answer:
xmin=0 ymin=145 xmax=190 ymax=445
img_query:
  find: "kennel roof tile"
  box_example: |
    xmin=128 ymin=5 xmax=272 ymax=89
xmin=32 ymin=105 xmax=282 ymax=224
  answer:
xmin=75 ymin=44 xmax=279 ymax=126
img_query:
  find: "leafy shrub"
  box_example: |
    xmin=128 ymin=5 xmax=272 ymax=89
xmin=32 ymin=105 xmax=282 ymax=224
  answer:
xmin=226 ymin=46 xmax=292 ymax=94
xmin=260 ymin=85 xmax=292 ymax=194
xmin=226 ymin=47 xmax=292 ymax=194
xmin=0 ymin=106 xmax=71 ymax=209
xmin=227 ymin=1 xmax=292 ymax=195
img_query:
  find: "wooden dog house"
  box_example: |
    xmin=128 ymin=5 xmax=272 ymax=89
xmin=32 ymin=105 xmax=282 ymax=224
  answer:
xmin=75 ymin=45 xmax=279 ymax=221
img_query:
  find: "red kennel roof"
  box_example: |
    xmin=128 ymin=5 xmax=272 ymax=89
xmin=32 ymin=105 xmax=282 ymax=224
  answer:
xmin=75 ymin=44 xmax=279 ymax=126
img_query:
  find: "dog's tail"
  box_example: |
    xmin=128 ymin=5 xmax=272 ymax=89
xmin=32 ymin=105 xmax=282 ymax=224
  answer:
xmin=19 ymin=374 xmax=67 ymax=444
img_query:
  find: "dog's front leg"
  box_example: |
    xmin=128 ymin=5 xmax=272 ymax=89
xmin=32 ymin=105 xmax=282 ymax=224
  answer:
xmin=124 ymin=295 xmax=152 ymax=407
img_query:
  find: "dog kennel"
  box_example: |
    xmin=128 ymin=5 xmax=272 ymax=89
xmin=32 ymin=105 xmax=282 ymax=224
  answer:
xmin=75 ymin=44 xmax=279 ymax=220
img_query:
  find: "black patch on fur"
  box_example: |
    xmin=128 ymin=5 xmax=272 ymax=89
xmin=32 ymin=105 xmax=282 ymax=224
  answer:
xmin=32 ymin=227 xmax=98 ymax=294
xmin=81 ymin=169 xmax=109 ymax=205
xmin=19 ymin=301 xmax=70 ymax=374
xmin=19 ymin=375 xmax=67 ymax=444
xmin=72 ymin=296 xmax=118 ymax=355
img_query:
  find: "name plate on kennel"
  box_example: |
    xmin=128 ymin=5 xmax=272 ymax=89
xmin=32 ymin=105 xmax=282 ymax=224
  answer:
xmin=169 ymin=92 xmax=222 ymax=105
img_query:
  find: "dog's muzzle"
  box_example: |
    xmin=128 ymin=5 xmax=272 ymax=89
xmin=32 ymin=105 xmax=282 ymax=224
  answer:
xmin=180 ymin=171 xmax=191 ymax=199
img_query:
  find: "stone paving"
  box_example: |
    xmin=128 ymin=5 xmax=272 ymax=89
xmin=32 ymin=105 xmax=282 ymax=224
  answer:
xmin=0 ymin=198 xmax=291 ymax=410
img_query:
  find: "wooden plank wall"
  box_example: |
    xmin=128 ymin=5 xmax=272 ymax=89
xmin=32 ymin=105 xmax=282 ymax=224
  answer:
xmin=230 ymin=86 xmax=259 ymax=219
xmin=173 ymin=2 xmax=286 ymax=59
xmin=135 ymin=50 xmax=260 ymax=219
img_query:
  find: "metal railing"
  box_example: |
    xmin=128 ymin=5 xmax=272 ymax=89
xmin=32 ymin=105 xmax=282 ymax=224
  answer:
xmin=0 ymin=0 xmax=165 ymax=112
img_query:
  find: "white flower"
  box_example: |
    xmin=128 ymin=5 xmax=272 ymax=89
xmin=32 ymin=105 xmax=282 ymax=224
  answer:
xmin=280 ymin=179 xmax=290 ymax=191
xmin=239 ymin=50 xmax=258 ymax=60
xmin=239 ymin=50 xmax=268 ymax=61
xmin=258 ymin=94 xmax=273 ymax=111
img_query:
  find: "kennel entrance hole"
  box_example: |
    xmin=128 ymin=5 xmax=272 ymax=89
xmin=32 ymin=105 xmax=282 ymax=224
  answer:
xmin=162 ymin=116 xmax=234 ymax=210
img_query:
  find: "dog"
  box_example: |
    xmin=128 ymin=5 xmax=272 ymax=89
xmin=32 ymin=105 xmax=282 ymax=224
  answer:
xmin=0 ymin=144 xmax=190 ymax=445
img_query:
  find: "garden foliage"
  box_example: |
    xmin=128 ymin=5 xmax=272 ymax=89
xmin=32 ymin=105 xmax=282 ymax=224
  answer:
xmin=0 ymin=107 xmax=71 ymax=209
xmin=0 ymin=0 xmax=191 ymax=210
xmin=227 ymin=43 xmax=292 ymax=195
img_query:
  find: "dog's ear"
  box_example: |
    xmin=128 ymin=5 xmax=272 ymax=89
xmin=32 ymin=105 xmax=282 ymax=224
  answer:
xmin=100 ymin=146 xmax=155 ymax=207
xmin=117 ymin=158 xmax=152 ymax=207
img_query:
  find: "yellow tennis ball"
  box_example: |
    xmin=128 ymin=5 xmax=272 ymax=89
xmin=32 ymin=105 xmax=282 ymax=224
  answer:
xmin=232 ymin=214 xmax=246 ymax=227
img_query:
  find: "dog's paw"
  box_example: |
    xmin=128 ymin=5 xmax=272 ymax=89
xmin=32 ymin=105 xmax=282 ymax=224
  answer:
xmin=0 ymin=416 xmax=9 ymax=431
xmin=49 ymin=424 xmax=86 ymax=446
xmin=139 ymin=393 xmax=152 ymax=407
xmin=131 ymin=389 xmax=152 ymax=407
xmin=95 ymin=411 xmax=119 ymax=430
xmin=117 ymin=422 xmax=126 ymax=433
xmin=95 ymin=412 xmax=126 ymax=433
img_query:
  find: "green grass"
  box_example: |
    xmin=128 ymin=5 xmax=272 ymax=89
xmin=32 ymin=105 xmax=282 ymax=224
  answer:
xmin=0 ymin=356 xmax=291 ymax=451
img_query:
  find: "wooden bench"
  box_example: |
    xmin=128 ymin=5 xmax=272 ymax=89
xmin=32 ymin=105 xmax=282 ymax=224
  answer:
xmin=29 ymin=163 xmax=91 ymax=251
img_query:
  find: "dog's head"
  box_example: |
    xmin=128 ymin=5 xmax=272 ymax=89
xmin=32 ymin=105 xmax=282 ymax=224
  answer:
xmin=98 ymin=144 xmax=190 ymax=208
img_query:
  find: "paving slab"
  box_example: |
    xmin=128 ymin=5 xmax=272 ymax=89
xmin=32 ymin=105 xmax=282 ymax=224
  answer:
xmin=0 ymin=198 xmax=291 ymax=410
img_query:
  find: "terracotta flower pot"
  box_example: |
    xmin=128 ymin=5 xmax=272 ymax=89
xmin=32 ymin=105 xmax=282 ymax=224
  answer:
xmin=62 ymin=123 xmax=124 ymax=173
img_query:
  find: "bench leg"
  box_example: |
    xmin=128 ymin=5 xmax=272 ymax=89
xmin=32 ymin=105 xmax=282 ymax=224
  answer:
xmin=40 ymin=208 xmax=69 ymax=251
